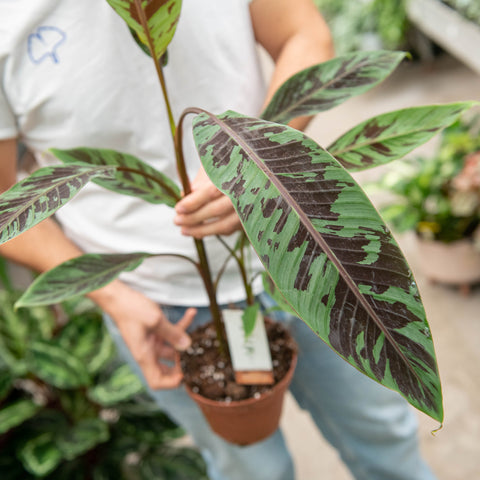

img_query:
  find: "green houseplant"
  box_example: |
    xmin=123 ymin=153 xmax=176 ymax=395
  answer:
xmin=370 ymin=114 xmax=480 ymax=289
xmin=0 ymin=260 xmax=207 ymax=479
xmin=313 ymin=0 xmax=410 ymax=54
xmin=0 ymin=0 xmax=476 ymax=443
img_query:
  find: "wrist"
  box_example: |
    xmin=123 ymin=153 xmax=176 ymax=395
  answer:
xmin=87 ymin=279 xmax=128 ymax=316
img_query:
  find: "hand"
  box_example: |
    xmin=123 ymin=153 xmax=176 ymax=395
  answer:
xmin=90 ymin=281 xmax=195 ymax=390
xmin=174 ymin=166 xmax=241 ymax=238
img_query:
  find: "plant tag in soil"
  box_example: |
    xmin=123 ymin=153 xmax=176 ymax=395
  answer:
xmin=223 ymin=309 xmax=274 ymax=385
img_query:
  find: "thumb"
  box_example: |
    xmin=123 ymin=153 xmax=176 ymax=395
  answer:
xmin=157 ymin=308 xmax=196 ymax=351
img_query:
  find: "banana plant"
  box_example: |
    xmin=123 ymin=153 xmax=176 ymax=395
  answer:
xmin=0 ymin=0 xmax=476 ymax=423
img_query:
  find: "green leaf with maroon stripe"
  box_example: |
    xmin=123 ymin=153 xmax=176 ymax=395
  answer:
xmin=261 ymin=50 xmax=405 ymax=125
xmin=51 ymin=147 xmax=181 ymax=206
xmin=193 ymin=109 xmax=443 ymax=421
xmin=106 ymin=0 xmax=182 ymax=60
xmin=0 ymin=165 xmax=115 ymax=246
xmin=16 ymin=253 xmax=153 ymax=307
xmin=328 ymin=102 xmax=477 ymax=171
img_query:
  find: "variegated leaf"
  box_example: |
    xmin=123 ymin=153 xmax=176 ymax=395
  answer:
xmin=16 ymin=253 xmax=153 ymax=308
xmin=27 ymin=340 xmax=91 ymax=389
xmin=57 ymin=419 xmax=110 ymax=461
xmin=87 ymin=364 xmax=144 ymax=406
xmin=51 ymin=147 xmax=181 ymax=207
xmin=193 ymin=110 xmax=442 ymax=421
xmin=0 ymin=368 xmax=13 ymax=401
xmin=56 ymin=315 xmax=115 ymax=375
xmin=0 ymin=165 xmax=115 ymax=246
xmin=261 ymin=51 xmax=405 ymax=125
xmin=106 ymin=0 xmax=182 ymax=60
xmin=329 ymin=102 xmax=476 ymax=171
xmin=18 ymin=432 xmax=63 ymax=477
xmin=261 ymin=272 xmax=298 ymax=317
xmin=0 ymin=333 xmax=28 ymax=376
xmin=0 ymin=398 xmax=41 ymax=434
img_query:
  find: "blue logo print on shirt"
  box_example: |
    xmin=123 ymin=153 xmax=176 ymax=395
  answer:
xmin=28 ymin=26 xmax=66 ymax=64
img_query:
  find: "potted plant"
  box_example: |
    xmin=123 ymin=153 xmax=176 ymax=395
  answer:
xmin=0 ymin=0 xmax=476 ymax=445
xmin=371 ymin=115 xmax=480 ymax=292
xmin=0 ymin=260 xmax=207 ymax=478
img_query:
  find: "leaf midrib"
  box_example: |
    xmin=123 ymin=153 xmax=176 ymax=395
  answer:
xmin=207 ymin=112 xmax=421 ymax=384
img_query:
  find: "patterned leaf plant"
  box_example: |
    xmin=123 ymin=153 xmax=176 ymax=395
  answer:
xmin=260 ymin=50 xmax=406 ymax=125
xmin=191 ymin=109 xmax=444 ymax=421
xmin=328 ymin=102 xmax=477 ymax=171
xmin=0 ymin=291 xmax=207 ymax=478
xmin=106 ymin=0 xmax=182 ymax=62
xmin=0 ymin=0 xmax=476 ymax=425
xmin=0 ymin=165 xmax=115 ymax=246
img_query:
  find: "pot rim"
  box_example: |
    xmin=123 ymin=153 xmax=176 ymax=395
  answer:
xmin=184 ymin=352 xmax=297 ymax=408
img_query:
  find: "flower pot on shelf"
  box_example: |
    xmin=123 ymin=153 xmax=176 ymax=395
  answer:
xmin=415 ymin=236 xmax=480 ymax=293
xmin=180 ymin=319 xmax=297 ymax=446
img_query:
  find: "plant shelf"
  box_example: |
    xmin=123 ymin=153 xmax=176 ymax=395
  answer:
xmin=407 ymin=0 xmax=480 ymax=75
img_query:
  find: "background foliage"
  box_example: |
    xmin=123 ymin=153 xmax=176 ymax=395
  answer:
xmin=368 ymin=115 xmax=480 ymax=243
xmin=0 ymin=260 xmax=207 ymax=479
xmin=314 ymin=0 xmax=480 ymax=55
xmin=441 ymin=0 xmax=480 ymax=25
xmin=313 ymin=0 xmax=410 ymax=54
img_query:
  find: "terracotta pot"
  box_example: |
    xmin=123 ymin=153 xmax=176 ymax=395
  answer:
xmin=185 ymin=352 xmax=297 ymax=446
xmin=416 ymin=237 xmax=480 ymax=285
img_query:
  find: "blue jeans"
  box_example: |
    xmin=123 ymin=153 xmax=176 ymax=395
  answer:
xmin=104 ymin=292 xmax=436 ymax=480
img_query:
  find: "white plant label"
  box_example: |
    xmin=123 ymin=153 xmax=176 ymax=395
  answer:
xmin=223 ymin=309 xmax=274 ymax=384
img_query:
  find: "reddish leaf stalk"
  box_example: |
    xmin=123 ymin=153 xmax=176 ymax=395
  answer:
xmin=132 ymin=3 xmax=227 ymax=355
xmin=175 ymin=108 xmax=228 ymax=355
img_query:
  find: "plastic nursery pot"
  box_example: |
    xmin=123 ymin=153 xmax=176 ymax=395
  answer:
xmin=185 ymin=352 xmax=297 ymax=446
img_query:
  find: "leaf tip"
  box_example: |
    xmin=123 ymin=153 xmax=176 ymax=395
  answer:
xmin=431 ymin=422 xmax=444 ymax=436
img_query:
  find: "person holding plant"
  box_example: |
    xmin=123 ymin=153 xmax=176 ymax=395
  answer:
xmin=0 ymin=0 xmax=436 ymax=478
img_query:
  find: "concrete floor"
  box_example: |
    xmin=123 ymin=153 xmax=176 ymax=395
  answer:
xmin=280 ymin=54 xmax=480 ymax=480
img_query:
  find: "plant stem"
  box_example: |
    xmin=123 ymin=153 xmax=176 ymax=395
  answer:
xmin=176 ymin=109 xmax=228 ymax=354
xmin=133 ymin=0 xmax=227 ymax=354
xmin=133 ymin=0 xmax=176 ymax=138
xmin=216 ymin=233 xmax=255 ymax=306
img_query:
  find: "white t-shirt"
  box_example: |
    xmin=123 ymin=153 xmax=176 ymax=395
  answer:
xmin=0 ymin=0 xmax=266 ymax=305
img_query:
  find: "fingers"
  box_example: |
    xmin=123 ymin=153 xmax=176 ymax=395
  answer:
xmin=138 ymin=311 xmax=196 ymax=390
xmin=175 ymin=195 xmax=229 ymax=224
xmin=141 ymin=354 xmax=184 ymax=389
xmin=175 ymin=201 xmax=239 ymax=235
xmin=177 ymin=179 xmax=222 ymax=213
xmin=178 ymin=307 xmax=197 ymax=330
xmin=180 ymin=213 xmax=241 ymax=238
xmin=174 ymin=166 xmax=243 ymax=238
xmin=175 ymin=195 xmax=241 ymax=238
xmin=154 ymin=309 xmax=194 ymax=351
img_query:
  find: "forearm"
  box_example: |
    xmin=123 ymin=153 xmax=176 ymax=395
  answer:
xmin=251 ymin=0 xmax=335 ymax=131
xmin=0 ymin=216 xmax=137 ymax=315
xmin=0 ymin=217 xmax=83 ymax=272
xmin=265 ymin=26 xmax=334 ymax=131
xmin=0 ymin=209 xmax=192 ymax=389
